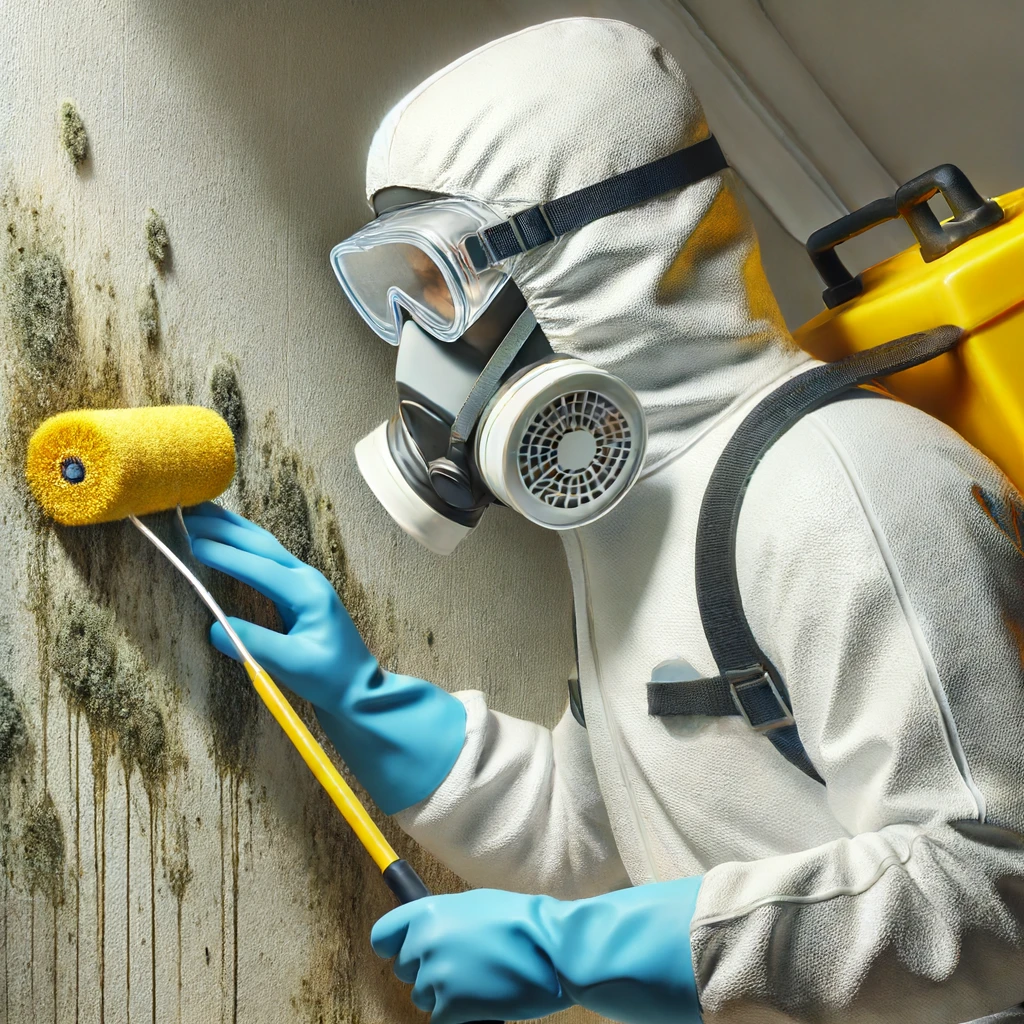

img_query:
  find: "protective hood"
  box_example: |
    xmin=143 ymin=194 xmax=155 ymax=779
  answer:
xmin=366 ymin=17 xmax=805 ymax=469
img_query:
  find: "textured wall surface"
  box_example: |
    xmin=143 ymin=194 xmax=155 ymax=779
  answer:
xmin=0 ymin=1 xmax=834 ymax=1022
xmin=0 ymin=2 xmax=596 ymax=1021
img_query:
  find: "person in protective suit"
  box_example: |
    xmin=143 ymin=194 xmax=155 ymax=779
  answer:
xmin=183 ymin=17 xmax=1024 ymax=1024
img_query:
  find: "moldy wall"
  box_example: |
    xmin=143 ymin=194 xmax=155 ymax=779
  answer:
xmin=0 ymin=1 xmax=602 ymax=1021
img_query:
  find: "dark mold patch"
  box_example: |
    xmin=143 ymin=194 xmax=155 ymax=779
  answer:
xmin=236 ymin=428 xmax=398 ymax=666
xmin=245 ymin=448 xmax=315 ymax=565
xmin=0 ymin=673 xmax=27 ymax=775
xmin=52 ymin=598 xmax=169 ymax=794
xmin=22 ymin=792 xmax=65 ymax=905
xmin=224 ymin=423 xmax=422 ymax=1019
xmin=0 ymin=672 xmax=26 ymax=874
xmin=200 ymin=499 xmax=269 ymax=778
xmin=12 ymin=250 xmax=74 ymax=369
xmin=139 ymin=281 xmax=160 ymax=347
xmin=145 ymin=209 xmax=170 ymax=271
xmin=165 ymin=813 xmax=192 ymax=902
xmin=2 ymin=204 xmax=124 ymax=488
xmin=205 ymin=649 xmax=261 ymax=779
xmin=59 ymin=101 xmax=89 ymax=165
xmin=316 ymin=507 xmax=396 ymax=670
xmin=210 ymin=361 xmax=246 ymax=438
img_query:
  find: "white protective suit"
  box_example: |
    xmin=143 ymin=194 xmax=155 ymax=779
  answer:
xmin=367 ymin=18 xmax=1024 ymax=1024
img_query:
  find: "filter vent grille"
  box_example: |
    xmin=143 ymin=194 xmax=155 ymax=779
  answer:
xmin=518 ymin=390 xmax=632 ymax=509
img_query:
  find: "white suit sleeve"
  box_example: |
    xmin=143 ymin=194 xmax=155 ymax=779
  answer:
xmin=692 ymin=395 xmax=1024 ymax=1024
xmin=394 ymin=697 xmax=630 ymax=900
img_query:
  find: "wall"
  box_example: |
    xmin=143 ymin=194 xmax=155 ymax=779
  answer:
xmin=1 ymin=2 xmax=597 ymax=1021
xmin=0 ymin=0 xmax=950 ymax=1021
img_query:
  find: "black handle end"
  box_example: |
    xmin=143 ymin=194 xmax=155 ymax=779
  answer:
xmin=382 ymin=858 xmax=432 ymax=905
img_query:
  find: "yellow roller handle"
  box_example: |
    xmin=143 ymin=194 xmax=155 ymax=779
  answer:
xmin=243 ymin=658 xmax=399 ymax=871
xmin=125 ymin=512 xmax=402 ymax=876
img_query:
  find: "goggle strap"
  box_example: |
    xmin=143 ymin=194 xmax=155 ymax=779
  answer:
xmin=479 ymin=134 xmax=728 ymax=265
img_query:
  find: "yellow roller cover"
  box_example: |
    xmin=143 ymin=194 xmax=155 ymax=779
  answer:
xmin=26 ymin=406 xmax=236 ymax=525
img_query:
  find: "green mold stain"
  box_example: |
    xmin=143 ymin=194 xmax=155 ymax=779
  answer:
xmin=222 ymin=425 xmax=415 ymax=1022
xmin=192 ymin=360 xmax=263 ymax=780
xmin=12 ymin=250 xmax=74 ymax=370
xmin=165 ymin=814 xmax=192 ymax=904
xmin=22 ymin=793 xmax=65 ymax=905
xmin=51 ymin=598 xmax=169 ymax=795
xmin=0 ymin=673 xmax=27 ymax=776
xmin=59 ymin=101 xmax=89 ymax=165
xmin=2 ymin=213 xmax=124 ymax=486
xmin=139 ymin=281 xmax=160 ymax=348
xmin=165 ymin=812 xmax=193 ymax=1016
xmin=210 ymin=361 xmax=246 ymax=438
xmin=145 ymin=209 xmax=169 ymax=271
xmin=246 ymin=448 xmax=315 ymax=565
xmin=205 ymin=650 xmax=260 ymax=780
xmin=0 ymin=673 xmax=27 ymax=878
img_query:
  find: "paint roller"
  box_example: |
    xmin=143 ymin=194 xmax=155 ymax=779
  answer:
xmin=26 ymin=406 xmax=440 ymax=908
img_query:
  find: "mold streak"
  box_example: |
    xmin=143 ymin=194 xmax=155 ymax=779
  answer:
xmin=3 ymin=874 xmax=8 ymax=1024
xmin=230 ymin=776 xmax=240 ymax=1024
xmin=40 ymin=538 xmax=51 ymax=792
xmin=219 ymin=776 xmax=226 ymax=1024
xmin=94 ymin=746 xmax=106 ymax=1024
xmin=51 ymin=897 xmax=58 ymax=1024
xmin=124 ymin=767 xmax=131 ymax=1024
xmin=74 ymin=714 xmax=81 ymax=1024
xmin=149 ymin=797 xmax=157 ymax=1024
xmin=165 ymin=813 xmax=191 ymax=1024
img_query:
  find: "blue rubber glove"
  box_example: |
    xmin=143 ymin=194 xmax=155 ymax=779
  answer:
xmin=182 ymin=502 xmax=467 ymax=815
xmin=371 ymin=877 xmax=704 ymax=1024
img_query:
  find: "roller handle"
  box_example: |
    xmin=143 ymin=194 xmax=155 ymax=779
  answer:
xmin=382 ymin=862 xmax=503 ymax=1024
xmin=137 ymin=512 xmax=503 ymax=1023
xmin=247 ymin=665 xmax=503 ymax=1024
xmin=243 ymin=660 xmax=401 ymax=869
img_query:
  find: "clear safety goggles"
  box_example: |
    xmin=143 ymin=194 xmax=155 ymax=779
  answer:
xmin=329 ymin=197 xmax=516 ymax=346
xmin=331 ymin=135 xmax=729 ymax=346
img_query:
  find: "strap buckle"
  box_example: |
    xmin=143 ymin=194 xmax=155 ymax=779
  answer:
xmin=727 ymin=666 xmax=795 ymax=733
xmin=510 ymin=205 xmax=556 ymax=252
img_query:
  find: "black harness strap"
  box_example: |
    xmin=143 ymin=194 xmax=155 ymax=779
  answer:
xmin=480 ymin=136 xmax=728 ymax=264
xmin=648 ymin=325 xmax=965 ymax=783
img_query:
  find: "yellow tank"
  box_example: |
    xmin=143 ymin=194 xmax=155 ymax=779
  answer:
xmin=794 ymin=169 xmax=1024 ymax=492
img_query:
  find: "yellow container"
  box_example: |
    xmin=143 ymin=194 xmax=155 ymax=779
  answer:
xmin=794 ymin=182 xmax=1024 ymax=492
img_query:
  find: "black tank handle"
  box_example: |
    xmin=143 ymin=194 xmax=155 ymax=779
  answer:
xmin=806 ymin=164 xmax=1004 ymax=309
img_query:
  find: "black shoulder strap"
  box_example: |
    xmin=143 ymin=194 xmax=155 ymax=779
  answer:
xmin=648 ymin=325 xmax=964 ymax=783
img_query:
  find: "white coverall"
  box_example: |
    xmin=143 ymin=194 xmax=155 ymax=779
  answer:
xmin=368 ymin=18 xmax=1024 ymax=1024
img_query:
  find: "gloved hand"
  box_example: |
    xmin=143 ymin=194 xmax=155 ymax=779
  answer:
xmin=182 ymin=502 xmax=467 ymax=815
xmin=371 ymin=877 xmax=704 ymax=1024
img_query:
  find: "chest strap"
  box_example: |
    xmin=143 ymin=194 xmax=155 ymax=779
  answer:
xmin=647 ymin=325 xmax=964 ymax=783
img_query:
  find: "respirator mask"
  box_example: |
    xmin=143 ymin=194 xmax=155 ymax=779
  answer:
xmin=330 ymin=135 xmax=728 ymax=554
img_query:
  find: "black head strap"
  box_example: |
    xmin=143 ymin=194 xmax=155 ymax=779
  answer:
xmin=477 ymin=135 xmax=728 ymax=266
